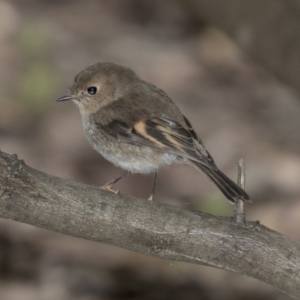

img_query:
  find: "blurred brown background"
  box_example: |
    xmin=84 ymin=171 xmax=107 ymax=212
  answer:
xmin=1 ymin=0 xmax=300 ymax=299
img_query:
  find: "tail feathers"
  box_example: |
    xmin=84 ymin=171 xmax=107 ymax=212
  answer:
xmin=195 ymin=164 xmax=250 ymax=203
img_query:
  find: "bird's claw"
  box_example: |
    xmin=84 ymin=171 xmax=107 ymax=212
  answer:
xmin=147 ymin=194 xmax=154 ymax=201
xmin=102 ymin=184 xmax=120 ymax=195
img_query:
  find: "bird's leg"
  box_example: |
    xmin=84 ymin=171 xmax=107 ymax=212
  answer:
xmin=148 ymin=172 xmax=158 ymax=201
xmin=102 ymin=170 xmax=129 ymax=194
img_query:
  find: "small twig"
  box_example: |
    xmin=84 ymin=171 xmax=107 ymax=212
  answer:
xmin=234 ymin=159 xmax=246 ymax=224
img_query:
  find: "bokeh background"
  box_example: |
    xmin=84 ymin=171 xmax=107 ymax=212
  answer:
xmin=1 ymin=1 xmax=300 ymax=299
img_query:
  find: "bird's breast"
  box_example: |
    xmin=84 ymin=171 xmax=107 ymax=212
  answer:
xmin=82 ymin=118 xmax=179 ymax=173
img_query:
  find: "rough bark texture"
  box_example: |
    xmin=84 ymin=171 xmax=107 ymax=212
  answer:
xmin=181 ymin=0 xmax=300 ymax=96
xmin=0 ymin=150 xmax=299 ymax=298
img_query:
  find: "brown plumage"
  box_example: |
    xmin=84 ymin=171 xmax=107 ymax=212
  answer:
xmin=57 ymin=62 xmax=250 ymax=203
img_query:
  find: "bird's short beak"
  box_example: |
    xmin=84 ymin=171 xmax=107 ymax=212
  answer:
xmin=56 ymin=95 xmax=73 ymax=102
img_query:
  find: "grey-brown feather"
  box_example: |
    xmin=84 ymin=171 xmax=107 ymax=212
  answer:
xmin=66 ymin=62 xmax=250 ymax=202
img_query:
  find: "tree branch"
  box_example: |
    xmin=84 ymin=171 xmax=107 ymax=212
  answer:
xmin=0 ymin=150 xmax=299 ymax=298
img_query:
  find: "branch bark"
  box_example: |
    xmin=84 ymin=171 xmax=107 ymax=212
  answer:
xmin=0 ymin=150 xmax=299 ymax=298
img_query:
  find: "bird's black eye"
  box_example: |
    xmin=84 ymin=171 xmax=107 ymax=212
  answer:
xmin=87 ymin=86 xmax=97 ymax=95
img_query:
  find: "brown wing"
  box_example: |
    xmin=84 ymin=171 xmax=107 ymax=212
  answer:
xmin=95 ymin=112 xmax=218 ymax=171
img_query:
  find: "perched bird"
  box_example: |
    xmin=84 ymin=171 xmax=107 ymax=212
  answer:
xmin=57 ymin=62 xmax=250 ymax=203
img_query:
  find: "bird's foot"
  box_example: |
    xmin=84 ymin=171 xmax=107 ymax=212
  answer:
xmin=147 ymin=194 xmax=154 ymax=201
xmin=102 ymin=183 xmax=120 ymax=195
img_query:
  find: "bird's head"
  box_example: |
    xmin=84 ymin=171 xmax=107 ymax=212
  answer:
xmin=57 ymin=62 xmax=138 ymax=116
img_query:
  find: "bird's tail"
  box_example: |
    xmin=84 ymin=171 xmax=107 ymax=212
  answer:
xmin=194 ymin=163 xmax=250 ymax=203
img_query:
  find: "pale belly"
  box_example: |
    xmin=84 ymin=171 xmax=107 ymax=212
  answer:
xmin=83 ymin=122 xmax=180 ymax=174
xmin=98 ymin=142 xmax=178 ymax=174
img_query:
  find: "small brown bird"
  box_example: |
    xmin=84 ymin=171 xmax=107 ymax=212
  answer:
xmin=57 ymin=62 xmax=250 ymax=203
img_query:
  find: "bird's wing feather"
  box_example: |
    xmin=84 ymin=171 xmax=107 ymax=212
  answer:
xmin=95 ymin=111 xmax=218 ymax=170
